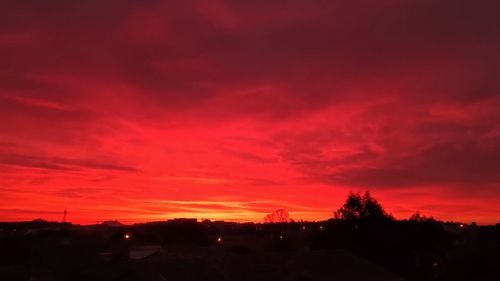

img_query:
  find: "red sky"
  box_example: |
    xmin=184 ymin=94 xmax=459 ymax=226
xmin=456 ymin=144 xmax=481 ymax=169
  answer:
xmin=1 ymin=0 xmax=500 ymax=224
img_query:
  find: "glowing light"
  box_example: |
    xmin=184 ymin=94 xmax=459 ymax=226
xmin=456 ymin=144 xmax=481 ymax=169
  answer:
xmin=216 ymin=236 xmax=223 ymax=243
xmin=124 ymin=233 xmax=131 ymax=240
xmin=319 ymin=226 xmax=324 ymax=230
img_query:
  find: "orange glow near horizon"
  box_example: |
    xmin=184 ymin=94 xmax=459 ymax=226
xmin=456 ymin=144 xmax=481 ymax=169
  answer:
xmin=1 ymin=1 xmax=500 ymax=225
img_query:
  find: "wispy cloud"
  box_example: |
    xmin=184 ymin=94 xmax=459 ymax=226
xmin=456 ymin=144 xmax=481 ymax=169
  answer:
xmin=0 ymin=153 xmax=138 ymax=172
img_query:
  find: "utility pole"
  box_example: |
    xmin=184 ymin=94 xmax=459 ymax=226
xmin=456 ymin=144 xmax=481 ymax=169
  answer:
xmin=62 ymin=208 xmax=67 ymax=223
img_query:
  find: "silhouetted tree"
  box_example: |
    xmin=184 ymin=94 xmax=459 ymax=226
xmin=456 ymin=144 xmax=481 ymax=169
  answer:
xmin=334 ymin=192 xmax=363 ymax=219
xmin=409 ymin=212 xmax=435 ymax=222
xmin=334 ymin=191 xmax=392 ymax=220
xmin=264 ymin=209 xmax=291 ymax=223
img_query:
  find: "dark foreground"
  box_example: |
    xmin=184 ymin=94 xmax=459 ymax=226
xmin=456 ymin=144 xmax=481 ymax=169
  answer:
xmin=1 ymin=219 xmax=499 ymax=281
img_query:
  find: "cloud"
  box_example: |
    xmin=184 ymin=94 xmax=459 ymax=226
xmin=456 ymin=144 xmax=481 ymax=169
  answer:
xmin=0 ymin=208 xmax=63 ymax=215
xmin=1 ymin=0 xmax=499 ymax=224
xmin=277 ymin=98 xmax=500 ymax=190
xmin=0 ymin=153 xmax=138 ymax=172
xmin=219 ymin=146 xmax=276 ymax=163
xmin=0 ymin=153 xmax=74 ymax=171
xmin=0 ymin=0 xmax=498 ymax=119
xmin=54 ymin=187 xmax=105 ymax=199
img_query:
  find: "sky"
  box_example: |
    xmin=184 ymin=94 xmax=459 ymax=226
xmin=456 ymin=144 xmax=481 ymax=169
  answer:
xmin=1 ymin=0 xmax=500 ymax=225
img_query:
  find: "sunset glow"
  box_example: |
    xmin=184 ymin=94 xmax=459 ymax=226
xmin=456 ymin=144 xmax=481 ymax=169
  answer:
xmin=1 ymin=1 xmax=500 ymax=224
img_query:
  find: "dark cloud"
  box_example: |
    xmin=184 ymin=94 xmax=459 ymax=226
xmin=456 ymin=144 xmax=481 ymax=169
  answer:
xmin=277 ymin=96 xmax=500 ymax=189
xmin=0 ymin=153 xmax=138 ymax=172
xmin=0 ymin=208 xmax=63 ymax=215
xmin=55 ymin=158 xmax=139 ymax=172
xmin=1 ymin=0 xmax=499 ymax=119
xmin=312 ymin=140 xmax=500 ymax=187
xmin=1 ymin=0 xmax=500 ymax=223
xmin=0 ymin=153 xmax=74 ymax=171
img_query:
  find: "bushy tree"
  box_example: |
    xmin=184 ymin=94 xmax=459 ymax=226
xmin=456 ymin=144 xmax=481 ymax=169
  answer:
xmin=334 ymin=191 xmax=392 ymax=220
xmin=409 ymin=212 xmax=435 ymax=222
xmin=264 ymin=209 xmax=291 ymax=223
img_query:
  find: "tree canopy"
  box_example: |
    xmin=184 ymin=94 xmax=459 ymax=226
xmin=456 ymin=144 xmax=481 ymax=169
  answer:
xmin=264 ymin=209 xmax=291 ymax=223
xmin=334 ymin=191 xmax=392 ymax=220
xmin=409 ymin=211 xmax=435 ymax=222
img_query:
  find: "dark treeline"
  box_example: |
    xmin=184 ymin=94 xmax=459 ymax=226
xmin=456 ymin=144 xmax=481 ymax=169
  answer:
xmin=0 ymin=193 xmax=499 ymax=281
